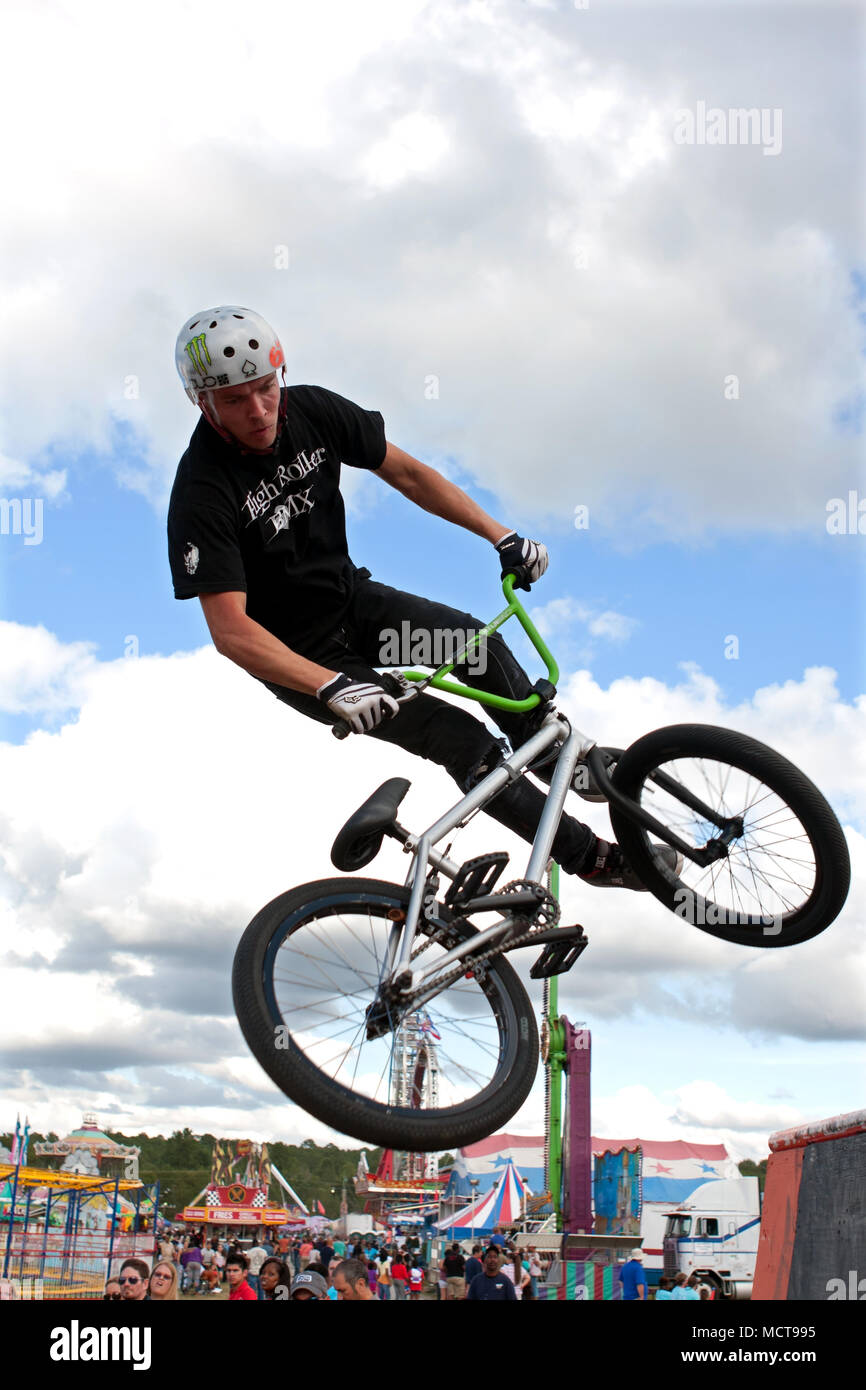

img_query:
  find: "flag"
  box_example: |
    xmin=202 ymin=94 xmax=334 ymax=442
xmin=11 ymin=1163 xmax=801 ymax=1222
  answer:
xmin=20 ymin=1118 xmax=31 ymax=1168
xmin=10 ymin=1115 xmax=21 ymax=1165
xmin=315 ymin=1199 xmax=325 ymax=1215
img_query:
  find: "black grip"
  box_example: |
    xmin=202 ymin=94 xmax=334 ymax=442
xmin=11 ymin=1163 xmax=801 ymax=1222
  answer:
xmin=331 ymin=721 xmax=352 ymax=740
xmin=501 ymin=561 xmax=531 ymax=592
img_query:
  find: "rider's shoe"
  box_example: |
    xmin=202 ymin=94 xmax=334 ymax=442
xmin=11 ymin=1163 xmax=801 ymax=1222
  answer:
xmin=578 ymin=838 xmax=683 ymax=890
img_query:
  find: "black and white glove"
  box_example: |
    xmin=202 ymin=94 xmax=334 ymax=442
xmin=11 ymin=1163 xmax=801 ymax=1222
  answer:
xmin=494 ymin=531 xmax=549 ymax=591
xmin=316 ymin=673 xmax=400 ymax=735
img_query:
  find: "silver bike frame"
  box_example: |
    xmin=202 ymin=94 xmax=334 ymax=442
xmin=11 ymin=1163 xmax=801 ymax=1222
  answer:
xmin=381 ymin=711 xmax=597 ymax=998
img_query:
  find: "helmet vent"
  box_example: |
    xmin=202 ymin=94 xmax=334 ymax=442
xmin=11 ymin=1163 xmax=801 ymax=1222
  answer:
xmin=209 ymin=320 xmax=218 ymax=328
xmin=223 ymin=347 xmax=235 ymax=357
xmin=189 ymin=320 xmax=199 ymax=330
xmin=233 ymin=313 xmax=244 ymax=319
xmin=248 ymin=339 xmax=259 ymax=349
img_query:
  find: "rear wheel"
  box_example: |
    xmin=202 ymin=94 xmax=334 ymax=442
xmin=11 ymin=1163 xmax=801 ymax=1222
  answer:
xmin=232 ymin=877 xmax=539 ymax=1150
xmin=609 ymin=724 xmax=850 ymax=947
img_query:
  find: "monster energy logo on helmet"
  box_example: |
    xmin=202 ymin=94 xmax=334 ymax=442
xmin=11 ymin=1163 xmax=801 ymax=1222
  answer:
xmin=175 ymin=305 xmax=285 ymax=405
xmin=185 ymin=333 xmax=211 ymax=376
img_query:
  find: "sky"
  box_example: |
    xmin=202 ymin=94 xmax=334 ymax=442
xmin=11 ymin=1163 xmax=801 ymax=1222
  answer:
xmin=0 ymin=0 xmax=864 ymax=1172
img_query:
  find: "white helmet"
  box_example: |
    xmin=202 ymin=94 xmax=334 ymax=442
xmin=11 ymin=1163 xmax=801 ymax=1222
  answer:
xmin=175 ymin=306 xmax=285 ymax=404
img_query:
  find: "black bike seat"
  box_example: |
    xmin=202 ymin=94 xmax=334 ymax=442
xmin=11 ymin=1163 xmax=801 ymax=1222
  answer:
xmin=331 ymin=777 xmax=411 ymax=872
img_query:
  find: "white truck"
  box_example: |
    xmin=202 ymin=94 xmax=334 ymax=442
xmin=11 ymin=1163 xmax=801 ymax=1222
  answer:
xmin=654 ymin=1176 xmax=761 ymax=1299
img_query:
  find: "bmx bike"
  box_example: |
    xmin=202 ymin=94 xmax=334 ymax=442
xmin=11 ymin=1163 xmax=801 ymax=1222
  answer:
xmin=232 ymin=573 xmax=850 ymax=1151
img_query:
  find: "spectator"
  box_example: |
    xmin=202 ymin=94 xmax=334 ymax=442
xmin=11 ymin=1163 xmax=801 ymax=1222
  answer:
xmin=333 ymin=1236 xmax=347 ymax=1258
xmin=376 ymin=1249 xmax=393 ymax=1300
xmin=290 ymin=1270 xmax=328 ymax=1301
xmin=260 ymin=1258 xmax=292 ymax=1300
xmin=159 ymin=1232 xmax=175 ymax=1264
xmin=227 ymin=1253 xmax=257 ymax=1301
xmin=390 ymin=1252 xmax=409 ymax=1301
xmin=408 ymin=1262 xmax=423 ymax=1301
xmin=103 ymin=1278 xmax=122 ymax=1301
xmin=527 ymin=1247 xmax=543 ymax=1299
xmin=442 ymin=1243 xmax=466 ymax=1300
xmin=655 ymin=1275 xmax=674 ymax=1301
xmin=367 ymin=1259 xmax=378 ymax=1294
xmin=466 ymin=1247 xmax=517 ymax=1301
xmin=488 ymin=1226 xmax=507 ymax=1250
xmin=333 ymin=1258 xmax=375 ymax=1301
xmin=299 ymin=1236 xmax=314 ymax=1270
xmin=149 ymin=1262 xmax=179 ymax=1301
xmin=464 ymin=1246 xmax=483 ymax=1286
xmin=618 ymin=1250 xmax=648 ymax=1302
xmin=179 ymin=1241 xmax=203 ymax=1295
xmin=247 ymin=1238 xmax=269 ymax=1299
xmin=277 ymin=1232 xmax=291 ymax=1261
xmin=670 ymin=1272 xmax=700 ymax=1301
xmin=118 ymin=1259 xmax=150 ymax=1302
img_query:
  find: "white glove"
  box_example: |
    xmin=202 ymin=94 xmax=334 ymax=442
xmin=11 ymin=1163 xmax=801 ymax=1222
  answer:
xmin=494 ymin=531 xmax=549 ymax=590
xmin=316 ymin=673 xmax=400 ymax=735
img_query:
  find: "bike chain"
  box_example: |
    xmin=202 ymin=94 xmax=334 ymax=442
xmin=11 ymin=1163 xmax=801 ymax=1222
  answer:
xmin=404 ymin=880 xmax=560 ymax=1004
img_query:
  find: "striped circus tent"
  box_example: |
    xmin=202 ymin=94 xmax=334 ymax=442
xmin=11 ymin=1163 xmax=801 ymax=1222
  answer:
xmin=436 ymin=1157 xmax=527 ymax=1234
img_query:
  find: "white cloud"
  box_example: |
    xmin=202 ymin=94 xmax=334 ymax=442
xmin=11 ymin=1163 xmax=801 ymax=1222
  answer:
xmin=0 ymin=622 xmax=97 ymax=714
xmin=0 ymin=2 xmax=859 ymax=537
xmin=591 ymin=1081 xmax=802 ymax=1163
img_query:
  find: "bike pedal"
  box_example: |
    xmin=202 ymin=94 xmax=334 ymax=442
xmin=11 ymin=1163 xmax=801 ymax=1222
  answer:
xmin=444 ymin=852 xmax=509 ymax=910
xmin=529 ymin=926 xmax=588 ymax=979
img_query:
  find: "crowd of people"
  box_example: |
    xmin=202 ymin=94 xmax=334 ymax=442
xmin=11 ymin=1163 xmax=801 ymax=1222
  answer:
xmin=104 ymin=1228 xmax=713 ymax=1302
xmin=104 ymin=1225 xmax=549 ymax=1302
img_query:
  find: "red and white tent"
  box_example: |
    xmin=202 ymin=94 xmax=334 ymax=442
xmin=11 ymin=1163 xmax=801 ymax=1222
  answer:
xmin=436 ymin=1157 xmax=527 ymax=1235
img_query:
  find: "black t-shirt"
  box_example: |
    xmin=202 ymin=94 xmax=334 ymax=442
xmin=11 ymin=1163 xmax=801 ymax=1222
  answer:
xmin=443 ymin=1253 xmax=466 ymax=1277
xmin=167 ymin=385 xmax=386 ymax=651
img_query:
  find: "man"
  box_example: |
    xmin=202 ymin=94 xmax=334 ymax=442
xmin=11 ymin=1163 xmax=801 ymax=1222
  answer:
xmin=246 ymin=1237 xmax=268 ymax=1299
xmin=464 ymin=1245 xmax=483 ymax=1286
xmin=316 ymin=1236 xmax=335 ymax=1271
xmin=333 ymin=1258 xmax=375 ymax=1301
xmin=118 ymin=1259 xmax=150 ymax=1301
xmin=168 ymin=306 xmax=679 ymax=891
xmin=442 ymin=1243 xmax=466 ymax=1300
xmin=226 ymin=1253 xmax=257 ymax=1301
xmin=465 ymin=1247 xmax=517 ymax=1301
xmin=290 ymin=1270 xmax=329 ymax=1301
xmin=618 ymin=1249 xmax=648 ymax=1302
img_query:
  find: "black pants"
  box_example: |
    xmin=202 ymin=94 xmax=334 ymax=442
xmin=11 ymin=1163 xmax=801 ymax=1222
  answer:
xmin=265 ymin=575 xmax=596 ymax=875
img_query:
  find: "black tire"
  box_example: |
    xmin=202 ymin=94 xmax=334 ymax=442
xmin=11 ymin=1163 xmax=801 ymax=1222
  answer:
xmin=608 ymin=724 xmax=850 ymax=948
xmin=232 ymin=877 xmax=539 ymax=1150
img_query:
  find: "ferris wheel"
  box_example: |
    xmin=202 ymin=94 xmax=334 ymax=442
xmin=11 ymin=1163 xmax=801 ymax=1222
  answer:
xmin=390 ymin=1013 xmax=441 ymax=1181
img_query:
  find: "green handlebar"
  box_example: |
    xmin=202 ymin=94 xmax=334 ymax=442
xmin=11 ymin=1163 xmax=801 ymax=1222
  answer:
xmin=399 ymin=573 xmax=559 ymax=711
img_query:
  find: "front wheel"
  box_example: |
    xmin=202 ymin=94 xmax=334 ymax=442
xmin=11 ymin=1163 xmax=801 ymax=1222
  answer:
xmin=232 ymin=877 xmax=539 ymax=1150
xmin=608 ymin=724 xmax=850 ymax=947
